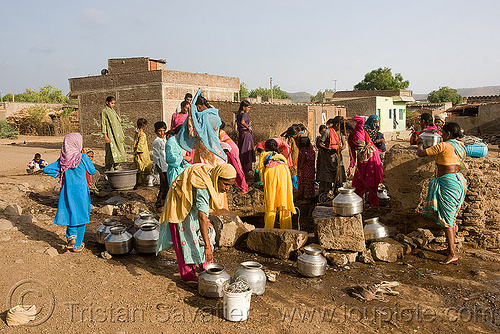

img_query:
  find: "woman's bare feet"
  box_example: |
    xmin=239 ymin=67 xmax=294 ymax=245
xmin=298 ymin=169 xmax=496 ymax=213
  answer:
xmin=440 ymin=255 xmax=458 ymax=265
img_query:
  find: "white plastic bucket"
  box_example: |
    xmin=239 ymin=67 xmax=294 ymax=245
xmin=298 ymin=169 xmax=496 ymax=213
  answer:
xmin=223 ymin=289 xmax=252 ymax=322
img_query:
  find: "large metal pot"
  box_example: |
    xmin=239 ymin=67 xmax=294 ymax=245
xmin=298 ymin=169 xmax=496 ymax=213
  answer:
xmin=133 ymin=222 xmax=159 ymax=254
xmin=363 ymin=217 xmax=388 ymax=241
xmin=104 ymin=225 xmax=133 ymax=255
xmin=333 ymin=187 xmax=363 ymax=216
xmin=134 ymin=212 xmax=158 ymax=231
xmin=198 ymin=263 xmax=231 ymax=298
xmin=96 ymin=218 xmax=118 ymax=244
xmin=105 ymin=169 xmax=138 ymax=191
xmin=297 ymin=245 xmax=327 ymax=277
xmin=419 ymin=128 xmax=442 ymax=149
xmin=234 ymin=261 xmax=266 ymax=295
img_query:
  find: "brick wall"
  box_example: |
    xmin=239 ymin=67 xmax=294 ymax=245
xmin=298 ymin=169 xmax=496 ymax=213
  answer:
xmin=331 ymin=97 xmax=377 ymax=117
xmin=451 ymin=103 xmax=500 ymax=136
xmin=108 ymin=57 xmax=150 ymax=75
xmin=334 ymin=89 xmax=413 ymax=98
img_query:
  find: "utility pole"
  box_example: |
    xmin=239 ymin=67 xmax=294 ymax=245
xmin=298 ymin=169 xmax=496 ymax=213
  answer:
xmin=333 ymin=80 xmax=338 ymax=92
xmin=270 ymin=77 xmax=273 ymax=103
xmin=0 ymin=90 xmax=2 ymax=102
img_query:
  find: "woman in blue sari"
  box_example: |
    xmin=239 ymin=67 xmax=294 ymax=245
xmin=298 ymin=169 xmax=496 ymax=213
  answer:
xmin=417 ymin=122 xmax=467 ymax=265
xmin=177 ymin=89 xmax=226 ymax=166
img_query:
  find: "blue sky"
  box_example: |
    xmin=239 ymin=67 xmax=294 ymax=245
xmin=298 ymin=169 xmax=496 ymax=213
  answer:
xmin=1 ymin=0 xmax=499 ymax=96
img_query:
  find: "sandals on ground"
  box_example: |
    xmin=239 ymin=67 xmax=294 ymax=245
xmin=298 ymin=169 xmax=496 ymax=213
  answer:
xmin=65 ymin=239 xmax=76 ymax=250
xmin=72 ymin=242 xmax=85 ymax=253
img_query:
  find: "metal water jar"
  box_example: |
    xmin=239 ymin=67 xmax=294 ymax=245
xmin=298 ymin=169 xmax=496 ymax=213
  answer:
xmin=198 ymin=263 xmax=231 ymax=298
xmin=134 ymin=212 xmax=158 ymax=231
xmin=133 ymin=223 xmax=159 ymax=254
xmin=297 ymin=245 xmax=327 ymax=277
xmin=234 ymin=261 xmax=267 ymax=295
xmin=104 ymin=225 xmax=133 ymax=255
xmin=96 ymin=218 xmax=118 ymax=244
xmin=363 ymin=217 xmax=388 ymax=241
xmin=419 ymin=128 xmax=442 ymax=149
xmin=333 ymin=187 xmax=364 ymax=216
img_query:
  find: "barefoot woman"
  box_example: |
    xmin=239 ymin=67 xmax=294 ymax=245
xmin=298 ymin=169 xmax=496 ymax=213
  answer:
xmin=416 ymin=123 xmax=467 ymax=265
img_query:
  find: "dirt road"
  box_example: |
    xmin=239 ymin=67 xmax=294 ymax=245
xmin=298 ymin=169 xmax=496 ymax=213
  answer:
xmin=0 ymin=136 xmax=498 ymax=333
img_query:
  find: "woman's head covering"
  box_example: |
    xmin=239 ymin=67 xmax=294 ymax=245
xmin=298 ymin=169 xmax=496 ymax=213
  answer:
xmin=365 ymin=114 xmax=380 ymax=130
xmin=159 ymin=163 xmax=236 ymax=224
xmin=176 ymin=89 xmax=226 ymax=160
xmin=58 ymin=133 xmax=83 ymax=185
xmin=211 ymin=163 xmax=237 ymax=192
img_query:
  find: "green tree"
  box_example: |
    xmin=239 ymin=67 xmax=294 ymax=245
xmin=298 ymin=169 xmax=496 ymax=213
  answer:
xmin=354 ymin=67 xmax=409 ymax=90
xmin=311 ymin=91 xmax=324 ymax=102
xmin=249 ymin=85 xmax=291 ymax=99
xmin=427 ymin=86 xmax=462 ymax=105
xmin=240 ymin=83 xmax=249 ymax=98
xmin=2 ymin=85 xmax=68 ymax=103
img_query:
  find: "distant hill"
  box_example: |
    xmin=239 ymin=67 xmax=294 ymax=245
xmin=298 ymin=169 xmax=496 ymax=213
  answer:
xmin=414 ymin=85 xmax=500 ymax=101
xmin=285 ymin=91 xmax=312 ymax=103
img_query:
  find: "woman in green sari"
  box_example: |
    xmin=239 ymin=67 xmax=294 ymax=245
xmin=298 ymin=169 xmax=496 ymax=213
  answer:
xmin=101 ymin=96 xmax=126 ymax=171
xmin=417 ymin=122 xmax=467 ymax=265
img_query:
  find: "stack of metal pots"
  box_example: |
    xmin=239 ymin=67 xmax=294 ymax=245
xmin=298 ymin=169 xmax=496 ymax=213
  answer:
xmin=333 ymin=187 xmax=364 ymax=216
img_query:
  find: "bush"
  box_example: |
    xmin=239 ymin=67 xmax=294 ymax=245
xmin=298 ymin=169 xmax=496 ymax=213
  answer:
xmin=0 ymin=120 xmax=19 ymax=139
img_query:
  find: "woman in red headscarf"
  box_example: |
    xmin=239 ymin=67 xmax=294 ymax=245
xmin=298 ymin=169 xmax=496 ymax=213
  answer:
xmin=44 ymin=133 xmax=95 ymax=252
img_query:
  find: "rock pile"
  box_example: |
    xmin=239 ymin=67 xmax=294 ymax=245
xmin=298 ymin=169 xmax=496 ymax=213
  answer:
xmin=482 ymin=134 xmax=500 ymax=145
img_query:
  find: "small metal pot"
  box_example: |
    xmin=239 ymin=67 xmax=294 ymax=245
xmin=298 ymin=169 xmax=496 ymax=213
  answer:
xmin=198 ymin=263 xmax=231 ymax=298
xmin=234 ymin=261 xmax=267 ymax=296
xmin=363 ymin=217 xmax=388 ymax=241
xmin=333 ymin=187 xmax=364 ymax=216
xmin=297 ymin=245 xmax=327 ymax=277
xmin=104 ymin=225 xmax=133 ymax=255
xmin=133 ymin=222 xmax=159 ymax=254
xmin=96 ymin=218 xmax=119 ymax=244
xmin=419 ymin=128 xmax=442 ymax=149
xmin=134 ymin=212 xmax=158 ymax=231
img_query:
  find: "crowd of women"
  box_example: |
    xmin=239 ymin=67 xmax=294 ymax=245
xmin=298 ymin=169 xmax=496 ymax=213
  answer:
xmin=43 ymin=94 xmax=467 ymax=288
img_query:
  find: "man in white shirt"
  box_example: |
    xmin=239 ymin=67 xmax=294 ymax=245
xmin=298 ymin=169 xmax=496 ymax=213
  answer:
xmin=152 ymin=121 xmax=169 ymax=210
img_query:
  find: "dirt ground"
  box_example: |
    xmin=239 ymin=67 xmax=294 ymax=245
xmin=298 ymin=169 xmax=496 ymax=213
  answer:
xmin=0 ymin=135 xmax=499 ymax=334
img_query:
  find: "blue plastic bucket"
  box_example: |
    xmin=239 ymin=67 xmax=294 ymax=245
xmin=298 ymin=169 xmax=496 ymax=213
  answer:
xmin=465 ymin=143 xmax=488 ymax=158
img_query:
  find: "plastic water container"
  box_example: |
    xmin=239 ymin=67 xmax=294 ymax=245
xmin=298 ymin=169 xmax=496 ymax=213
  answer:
xmin=223 ymin=289 xmax=252 ymax=322
xmin=465 ymin=143 xmax=488 ymax=158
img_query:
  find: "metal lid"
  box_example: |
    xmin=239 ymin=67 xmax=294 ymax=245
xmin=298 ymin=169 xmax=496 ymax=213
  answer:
xmin=140 ymin=222 xmax=158 ymax=231
xmin=304 ymin=245 xmax=322 ymax=255
xmin=364 ymin=217 xmax=380 ymax=224
xmin=103 ymin=218 xmax=118 ymax=226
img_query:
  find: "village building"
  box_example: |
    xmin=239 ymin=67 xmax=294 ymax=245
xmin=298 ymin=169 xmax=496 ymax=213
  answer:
xmin=68 ymin=57 xmax=240 ymax=146
xmin=323 ymin=89 xmax=414 ymax=134
xmin=446 ymin=100 xmax=500 ymax=136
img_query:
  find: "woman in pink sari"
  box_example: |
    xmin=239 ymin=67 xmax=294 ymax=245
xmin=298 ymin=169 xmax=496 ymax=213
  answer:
xmin=219 ymin=124 xmax=248 ymax=193
xmin=170 ymin=101 xmax=190 ymax=130
xmin=346 ymin=115 xmax=383 ymax=206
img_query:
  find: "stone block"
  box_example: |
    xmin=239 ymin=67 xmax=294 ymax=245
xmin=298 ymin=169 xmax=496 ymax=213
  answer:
xmin=4 ymin=204 xmax=22 ymax=216
xmin=209 ymin=210 xmax=255 ymax=247
xmin=325 ymin=251 xmax=358 ymax=266
xmin=357 ymin=249 xmax=375 ymax=265
xmin=407 ymin=228 xmax=435 ymax=248
xmin=313 ymin=206 xmax=365 ymax=252
xmin=369 ymin=239 xmax=404 ymax=263
xmin=246 ymin=228 xmax=308 ymax=260
xmin=0 ymin=219 xmax=15 ymax=231
xmin=45 ymin=247 xmax=59 ymax=257
xmin=98 ymin=205 xmax=116 ymax=216
xmin=117 ymin=201 xmax=149 ymax=216
xmin=18 ymin=215 xmax=36 ymax=224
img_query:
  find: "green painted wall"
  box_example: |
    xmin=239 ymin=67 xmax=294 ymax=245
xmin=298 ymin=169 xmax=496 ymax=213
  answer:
xmin=375 ymin=97 xmax=406 ymax=133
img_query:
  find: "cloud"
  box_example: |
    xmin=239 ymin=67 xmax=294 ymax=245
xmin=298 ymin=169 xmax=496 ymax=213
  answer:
xmin=78 ymin=8 xmax=108 ymax=28
xmin=29 ymin=45 xmax=55 ymax=55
